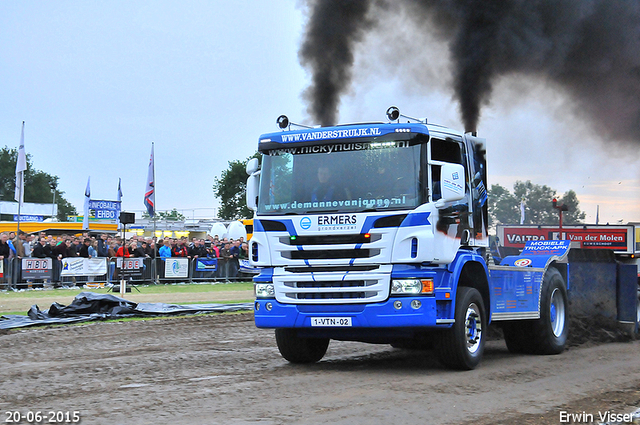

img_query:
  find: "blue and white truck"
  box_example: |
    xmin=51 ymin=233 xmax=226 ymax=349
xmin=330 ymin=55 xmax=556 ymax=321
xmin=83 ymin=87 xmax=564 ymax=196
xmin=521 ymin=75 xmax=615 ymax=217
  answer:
xmin=245 ymin=107 xmax=638 ymax=369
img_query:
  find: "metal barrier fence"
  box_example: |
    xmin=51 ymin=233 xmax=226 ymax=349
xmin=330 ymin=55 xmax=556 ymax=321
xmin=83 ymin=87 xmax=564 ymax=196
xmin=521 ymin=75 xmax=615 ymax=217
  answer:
xmin=0 ymin=257 xmax=255 ymax=290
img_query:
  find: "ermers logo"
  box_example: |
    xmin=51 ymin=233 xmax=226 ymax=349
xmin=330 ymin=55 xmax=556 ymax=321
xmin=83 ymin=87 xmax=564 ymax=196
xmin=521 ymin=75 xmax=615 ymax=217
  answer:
xmin=318 ymin=215 xmax=357 ymax=225
xmin=317 ymin=214 xmax=358 ymax=231
xmin=300 ymin=217 xmax=312 ymax=230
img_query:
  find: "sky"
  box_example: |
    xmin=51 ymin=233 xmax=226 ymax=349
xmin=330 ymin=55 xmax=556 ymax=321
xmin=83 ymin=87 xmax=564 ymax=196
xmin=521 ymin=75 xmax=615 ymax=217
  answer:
xmin=1 ymin=1 xmax=638 ymax=225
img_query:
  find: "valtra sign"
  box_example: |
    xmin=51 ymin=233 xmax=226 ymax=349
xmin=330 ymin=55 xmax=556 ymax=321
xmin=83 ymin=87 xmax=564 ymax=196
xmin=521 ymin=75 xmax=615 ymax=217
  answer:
xmin=497 ymin=225 xmax=635 ymax=253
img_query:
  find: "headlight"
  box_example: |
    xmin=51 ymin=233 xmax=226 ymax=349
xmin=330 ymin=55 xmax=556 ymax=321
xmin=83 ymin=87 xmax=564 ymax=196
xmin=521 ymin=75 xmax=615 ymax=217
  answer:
xmin=255 ymin=283 xmax=275 ymax=298
xmin=391 ymin=279 xmax=434 ymax=295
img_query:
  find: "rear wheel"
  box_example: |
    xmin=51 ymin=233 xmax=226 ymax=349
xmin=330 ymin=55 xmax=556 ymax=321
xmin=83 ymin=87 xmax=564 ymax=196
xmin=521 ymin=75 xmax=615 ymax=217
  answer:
xmin=502 ymin=321 xmax=534 ymax=354
xmin=275 ymin=329 xmax=329 ymax=364
xmin=436 ymin=287 xmax=486 ymax=370
xmin=530 ymin=268 xmax=568 ymax=354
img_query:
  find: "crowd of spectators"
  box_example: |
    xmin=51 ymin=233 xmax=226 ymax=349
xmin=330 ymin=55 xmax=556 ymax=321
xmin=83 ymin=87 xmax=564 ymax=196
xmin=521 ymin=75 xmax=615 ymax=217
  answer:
xmin=0 ymin=230 xmax=250 ymax=282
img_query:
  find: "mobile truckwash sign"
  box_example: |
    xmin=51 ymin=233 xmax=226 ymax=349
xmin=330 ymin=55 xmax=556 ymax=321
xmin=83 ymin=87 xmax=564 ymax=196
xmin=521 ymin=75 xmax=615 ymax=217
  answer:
xmin=22 ymin=258 xmax=53 ymax=279
xmin=521 ymin=240 xmax=571 ymax=256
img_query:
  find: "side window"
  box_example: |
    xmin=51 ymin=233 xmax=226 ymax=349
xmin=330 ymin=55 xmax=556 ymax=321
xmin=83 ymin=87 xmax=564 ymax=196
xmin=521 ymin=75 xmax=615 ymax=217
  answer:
xmin=430 ymin=138 xmax=470 ymax=200
xmin=431 ymin=164 xmax=441 ymax=201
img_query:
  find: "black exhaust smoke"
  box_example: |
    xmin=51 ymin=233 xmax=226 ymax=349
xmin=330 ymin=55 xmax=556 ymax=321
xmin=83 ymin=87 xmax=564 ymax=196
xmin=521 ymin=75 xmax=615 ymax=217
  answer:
xmin=299 ymin=0 xmax=640 ymax=145
xmin=299 ymin=0 xmax=376 ymax=126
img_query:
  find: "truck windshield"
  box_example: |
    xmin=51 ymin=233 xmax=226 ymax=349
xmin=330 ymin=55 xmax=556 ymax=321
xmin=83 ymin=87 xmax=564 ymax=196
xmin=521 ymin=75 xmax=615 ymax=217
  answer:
xmin=257 ymin=138 xmax=423 ymax=215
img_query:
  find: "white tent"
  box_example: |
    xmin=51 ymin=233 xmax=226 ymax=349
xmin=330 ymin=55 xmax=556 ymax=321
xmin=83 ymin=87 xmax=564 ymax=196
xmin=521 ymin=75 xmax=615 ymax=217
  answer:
xmin=227 ymin=220 xmax=247 ymax=241
xmin=209 ymin=222 xmax=227 ymax=239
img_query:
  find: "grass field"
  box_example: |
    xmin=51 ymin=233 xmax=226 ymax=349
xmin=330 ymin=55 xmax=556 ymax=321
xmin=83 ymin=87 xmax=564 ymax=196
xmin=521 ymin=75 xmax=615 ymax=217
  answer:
xmin=0 ymin=282 xmax=255 ymax=316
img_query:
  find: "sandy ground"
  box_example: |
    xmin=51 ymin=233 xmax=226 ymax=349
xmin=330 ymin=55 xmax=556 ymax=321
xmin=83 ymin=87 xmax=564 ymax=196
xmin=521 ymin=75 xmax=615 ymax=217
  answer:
xmin=1 ymin=313 xmax=639 ymax=425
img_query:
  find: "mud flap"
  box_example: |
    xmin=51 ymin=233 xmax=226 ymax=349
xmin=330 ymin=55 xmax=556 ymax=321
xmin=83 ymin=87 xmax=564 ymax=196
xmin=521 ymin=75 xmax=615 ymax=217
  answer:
xmin=616 ymin=263 xmax=638 ymax=330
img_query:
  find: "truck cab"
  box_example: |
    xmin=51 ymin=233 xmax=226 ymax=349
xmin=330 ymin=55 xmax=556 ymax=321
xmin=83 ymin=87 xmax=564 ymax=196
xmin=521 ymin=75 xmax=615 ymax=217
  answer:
xmin=246 ymin=109 xmax=495 ymax=369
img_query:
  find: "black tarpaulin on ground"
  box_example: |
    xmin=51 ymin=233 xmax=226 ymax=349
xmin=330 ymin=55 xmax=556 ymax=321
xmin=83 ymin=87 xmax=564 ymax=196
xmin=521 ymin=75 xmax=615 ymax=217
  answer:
xmin=0 ymin=291 xmax=253 ymax=330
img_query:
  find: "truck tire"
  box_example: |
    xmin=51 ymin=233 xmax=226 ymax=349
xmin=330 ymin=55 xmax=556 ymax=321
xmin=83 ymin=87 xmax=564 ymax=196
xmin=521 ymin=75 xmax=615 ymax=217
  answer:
xmin=275 ymin=329 xmax=329 ymax=364
xmin=501 ymin=321 xmax=535 ymax=354
xmin=436 ymin=287 xmax=486 ymax=370
xmin=529 ymin=267 xmax=569 ymax=354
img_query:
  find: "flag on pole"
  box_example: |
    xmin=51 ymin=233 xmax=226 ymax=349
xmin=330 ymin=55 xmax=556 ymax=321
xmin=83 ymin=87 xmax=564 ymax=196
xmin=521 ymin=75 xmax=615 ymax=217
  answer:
xmin=519 ymin=198 xmax=526 ymax=225
xmin=144 ymin=143 xmax=155 ymax=217
xmin=14 ymin=121 xmax=27 ymax=207
xmin=83 ymin=177 xmax=91 ymax=230
xmin=116 ymin=178 xmax=123 ymax=227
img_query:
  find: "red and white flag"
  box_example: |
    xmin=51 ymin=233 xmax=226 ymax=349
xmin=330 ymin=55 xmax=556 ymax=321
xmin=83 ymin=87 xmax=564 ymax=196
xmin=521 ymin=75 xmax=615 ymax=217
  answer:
xmin=144 ymin=143 xmax=155 ymax=217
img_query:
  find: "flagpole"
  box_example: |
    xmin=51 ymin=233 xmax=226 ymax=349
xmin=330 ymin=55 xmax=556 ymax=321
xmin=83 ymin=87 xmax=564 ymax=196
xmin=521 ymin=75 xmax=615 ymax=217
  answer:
xmin=152 ymin=142 xmax=157 ymax=284
xmin=15 ymin=121 xmax=26 ymax=236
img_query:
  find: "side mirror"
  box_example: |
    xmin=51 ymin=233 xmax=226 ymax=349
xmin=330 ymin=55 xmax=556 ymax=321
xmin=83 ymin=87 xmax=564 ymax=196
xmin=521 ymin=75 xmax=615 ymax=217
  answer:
xmin=246 ymin=158 xmax=259 ymax=175
xmin=435 ymin=163 xmax=465 ymax=208
xmin=246 ymin=171 xmax=260 ymax=211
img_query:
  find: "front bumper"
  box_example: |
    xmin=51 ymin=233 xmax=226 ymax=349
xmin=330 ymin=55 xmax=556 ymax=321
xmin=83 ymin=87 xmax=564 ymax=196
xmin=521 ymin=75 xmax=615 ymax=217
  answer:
xmin=254 ymin=295 xmax=452 ymax=329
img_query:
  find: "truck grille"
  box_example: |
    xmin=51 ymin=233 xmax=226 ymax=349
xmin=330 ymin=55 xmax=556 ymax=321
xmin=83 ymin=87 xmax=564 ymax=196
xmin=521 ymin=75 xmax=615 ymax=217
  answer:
xmin=283 ymin=249 xmax=381 ymax=260
xmin=273 ymin=267 xmax=391 ymax=304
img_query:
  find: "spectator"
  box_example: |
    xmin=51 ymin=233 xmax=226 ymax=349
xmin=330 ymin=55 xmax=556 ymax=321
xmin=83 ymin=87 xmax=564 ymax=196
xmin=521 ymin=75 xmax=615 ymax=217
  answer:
xmin=107 ymin=241 xmax=118 ymax=258
xmin=218 ymin=242 xmax=231 ymax=281
xmin=12 ymin=231 xmax=28 ymax=259
xmin=146 ymin=240 xmax=157 ymax=258
xmin=208 ymin=236 xmax=220 ymax=258
xmin=97 ymin=233 xmax=109 ymax=257
xmin=189 ymin=239 xmax=207 ymax=258
xmin=229 ymin=240 xmax=241 ymax=279
xmin=72 ymin=238 xmax=82 ymax=255
xmin=239 ymin=242 xmax=249 ymax=260
xmin=0 ymin=232 xmax=10 ymax=261
xmin=79 ymin=238 xmax=93 ymax=258
xmin=23 ymin=234 xmax=34 ymax=257
xmin=89 ymin=240 xmax=98 ymax=258
xmin=159 ymin=239 xmax=172 ymax=258
xmin=54 ymin=239 xmax=76 ymax=259
xmin=32 ymin=237 xmax=49 ymax=258
xmin=7 ymin=236 xmax=16 ymax=259
xmin=116 ymin=241 xmax=131 ymax=257
xmin=133 ymin=241 xmax=149 ymax=258
xmin=172 ymin=239 xmax=189 ymax=258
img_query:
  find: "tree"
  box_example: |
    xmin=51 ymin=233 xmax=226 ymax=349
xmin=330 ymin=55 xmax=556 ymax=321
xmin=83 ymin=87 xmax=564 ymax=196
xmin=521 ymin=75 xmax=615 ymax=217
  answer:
xmin=141 ymin=208 xmax=186 ymax=221
xmin=488 ymin=180 xmax=585 ymax=228
xmin=213 ymin=152 xmax=261 ymax=220
xmin=0 ymin=146 xmax=77 ymax=221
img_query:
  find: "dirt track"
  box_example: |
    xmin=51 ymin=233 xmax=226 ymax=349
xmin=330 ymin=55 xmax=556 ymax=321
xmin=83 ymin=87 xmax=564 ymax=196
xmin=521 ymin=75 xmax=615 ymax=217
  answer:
xmin=1 ymin=313 xmax=640 ymax=425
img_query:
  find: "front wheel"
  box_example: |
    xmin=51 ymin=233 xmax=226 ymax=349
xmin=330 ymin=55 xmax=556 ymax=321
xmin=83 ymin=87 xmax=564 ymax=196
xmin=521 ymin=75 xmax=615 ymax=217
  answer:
xmin=436 ymin=287 xmax=486 ymax=370
xmin=275 ymin=329 xmax=329 ymax=364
